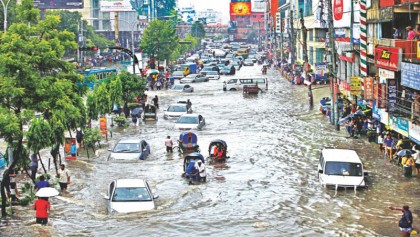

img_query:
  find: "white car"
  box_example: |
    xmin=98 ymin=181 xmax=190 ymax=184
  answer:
xmin=104 ymin=179 xmax=158 ymax=213
xmin=172 ymin=71 xmax=185 ymax=79
xmin=164 ymin=103 xmax=193 ymax=119
xmin=174 ymin=114 xmax=206 ymax=130
xmin=108 ymin=138 xmax=150 ymax=160
xmin=171 ymin=84 xmax=194 ymax=93
xmin=180 ymin=74 xmax=209 ymax=84
xmin=205 ymin=71 xmax=220 ymax=80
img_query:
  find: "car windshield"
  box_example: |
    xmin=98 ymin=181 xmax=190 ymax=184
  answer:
xmin=186 ymin=74 xmax=196 ymax=79
xmin=325 ymin=162 xmax=363 ymax=176
xmin=173 ymin=85 xmax=184 ymax=90
xmin=207 ymin=71 xmax=217 ymax=75
xmin=202 ymin=67 xmax=213 ymax=71
xmin=168 ymin=105 xmax=187 ymax=112
xmin=173 ymin=71 xmax=183 ymax=76
xmin=177 ymin=116 xmax=199 ymax=124
xmin=112 ymin=187 xmax=152 ymax=202
xmin=113 ymin=143 xmax=140 ymax=153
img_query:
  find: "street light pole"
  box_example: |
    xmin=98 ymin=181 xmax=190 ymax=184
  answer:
xmin=0 ymin=0 xmax=12 ymax=33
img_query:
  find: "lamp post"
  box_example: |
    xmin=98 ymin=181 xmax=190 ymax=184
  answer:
xmin=0 ymin=0 xmax=11 ymax=33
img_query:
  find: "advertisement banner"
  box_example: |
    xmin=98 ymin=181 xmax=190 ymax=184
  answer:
xmin=409 ymin=122 xmax=420 ymax=145
xmin=378 ymin=68 xmax=395 ymax=84
xmin=364 ymin=77 xmax=374 ymax=100
xmin=376 ymin=84 xmax=387 ymax=108
xmin=231 ymin=0 xmax=251 ymax=2
xmin=401 ymin=62 xmax=420 ymax=91
xmin=378 ymin=109 xmax=390 ymax=125
xmin=100 ymin=117 xmax=107 ymax=135
xmin=333 ymin=0 xmax=353 ymax=28
xmin=100 ymin=0 xmax=134 ymax=12
xmin=230 ymin=2 xmax=252 ymax=16
xmin=374 ymin=46 xmax=402 ymax=71
xmin=386 ymin=79 xmax=397 ymax=113
xmin=389 ymin=116 xmax=409 ymax=137
xmin=350 ymin=77 xmax=361 ymax=95
xmin=380 ymin=0 xmax=396 ymax=7
xmin=251 ymin=0 xmax=265 ymax=12
xmin=33 ymin=0 xmax=83 ymax=9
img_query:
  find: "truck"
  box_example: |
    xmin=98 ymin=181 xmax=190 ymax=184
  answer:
xmin=179 ymin=63 xmax=197 ymax=76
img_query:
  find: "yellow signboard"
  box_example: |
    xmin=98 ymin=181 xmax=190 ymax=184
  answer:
xmin=350 ymin=76 xmax=361 ymax=95
xmin=417 ymin=42 xmax=420 ymax=59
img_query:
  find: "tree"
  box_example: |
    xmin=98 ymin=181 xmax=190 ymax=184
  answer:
xmin=140 ymin=20 xmax=179 ymax=63
xmin=191 ymin=21 xmax=205 ymax=39
xmin=156 ymin=0 xmax=176 ymax=18
xmin=171 ymin=34 xmax=199 ymax=61
xmin=0 ymin=0 xmax=84 ymax=218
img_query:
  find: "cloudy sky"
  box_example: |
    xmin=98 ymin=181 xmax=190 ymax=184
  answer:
xmin=177 ymin=0 xmax=231 ymax=23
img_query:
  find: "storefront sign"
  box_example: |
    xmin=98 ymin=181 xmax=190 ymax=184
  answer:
xmin=350 ymin=77 xmax=361 ymax=95
xmin=389 ymin=116 xmax=409 ymax=137
xmin=364 ymin=77 xmax=374 ymax=100
xmin=251 ymin=0 xmax=265 ymax=12
xmin=380 ymin=0 xmax=396 ymax=7
xmin=409 ymin=122 xmax=420 ymax=145
xmin=334 ymin=28 xmax=347 ymax=38
xmin=230 ymin=2 xmax=252 ymax=16
xmin=378 ymin=108 xmax=389 ymax=125
xmin=378 ymin=68 xmax=395 ymax=84
xmin=376 ymin=83 xmax=387 ymax=108
xmin=99 ymin=117 xmax=107 ymax=135
xmin=333 ymin=0 xmax=351 ymax=28
xmin=386 ymin=79 xmax=397 ymax=113
xmin=401 ymin=62 xmax=420 ymax=91
xmin=374 ymin=46 xmax=402 ymax=71
xmin=339 ymin=80 xmax=351 ymax=92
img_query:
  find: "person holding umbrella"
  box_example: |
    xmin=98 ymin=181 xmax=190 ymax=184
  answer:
xmin=34 ymin=197 xmax=50 ymax=225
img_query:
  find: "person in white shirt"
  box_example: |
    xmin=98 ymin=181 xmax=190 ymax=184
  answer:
xmin=58 ymin=164 xmax=70 ymax=192
xmin=194 ymin=160 xmax=206 ymax=182
xmin=165 ymin=136 xmax=173 ymax=153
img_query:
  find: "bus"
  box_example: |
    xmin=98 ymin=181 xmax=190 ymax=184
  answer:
xmin=78 ymin=68 xmax=118 ymax=89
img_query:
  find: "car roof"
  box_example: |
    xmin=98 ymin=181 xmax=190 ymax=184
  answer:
xmin=118 ymin=137 xmax=142 ymax=143
xmin=115 ymin=179 xmax=147 ymax=188
xmin=179 ymin=114 xmax=200 ymax=118
xmin=169 ymin=103 xmax=187 ymax=107
xmin=321 ymin=149 xmax=362 ymax=163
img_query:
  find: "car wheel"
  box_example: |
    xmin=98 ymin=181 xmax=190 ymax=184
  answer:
xmin=229 ymin=88 xmax=237 ymax=91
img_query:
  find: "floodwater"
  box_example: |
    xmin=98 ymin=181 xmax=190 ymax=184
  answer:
xmin=2 ymin=65 xmax=420 ymax=237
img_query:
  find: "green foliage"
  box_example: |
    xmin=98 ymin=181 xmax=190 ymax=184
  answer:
xmin=127 ymin=103 xmax=141 ymax=109
xmin=119 ymin=71 xmax=147 ymax=106
xmin=156 ymin=0 xmax=177 ymax=18
xmin=113 ymin=116 xmax=127 ymax=127
xmin=171 ymin=34 xmax=200 ymax=60
xmin=83 ymin=127 xmax=102 ymax=149
xmin=109 ymin=76 xmax=123 ymax=107
xmin=26 ymin=118 xmax=52 ymax=153
xmin=191 ymin=21 xmax=206 ymax=39
xmin=93 ymin=83 xmax=111 ymax=116
xmin=140 ymin=20 xmax=179 ymax=62
xmin=86 ymin=92 xmax=98 ymax=121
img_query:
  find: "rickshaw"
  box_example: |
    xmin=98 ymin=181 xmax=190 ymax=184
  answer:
xmin=208 ymin=139 xmax=228 ymax=163
xmin=175 ymin=132 xmax=200 ymax=154
xmin=143 ymin=104 xmax=158 ymax=121
xmin=182 ymin=152 xmax=206 ymax=183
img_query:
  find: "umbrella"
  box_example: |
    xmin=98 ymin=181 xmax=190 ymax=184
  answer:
xmin=397 ymin=149 xmax=417 ymax=157
xmin=131 ymin=107 xmax=142 ymax=116
xmin=36 ymin=187 xmax=59 ymax=197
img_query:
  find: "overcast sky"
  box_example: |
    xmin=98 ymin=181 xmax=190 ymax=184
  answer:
xmin=177 ymin=0 xmax=231 ymax=24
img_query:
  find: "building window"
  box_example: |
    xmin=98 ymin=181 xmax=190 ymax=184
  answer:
xmin=309 ymin=29 xmax=313 ymax=41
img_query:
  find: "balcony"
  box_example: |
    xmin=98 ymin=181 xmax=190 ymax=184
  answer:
xmin=377 ymin=39 xmax=418 ymax=61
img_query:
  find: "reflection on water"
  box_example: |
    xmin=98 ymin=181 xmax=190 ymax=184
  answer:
xmin=3 ymin=66 xmax=419 ymax=237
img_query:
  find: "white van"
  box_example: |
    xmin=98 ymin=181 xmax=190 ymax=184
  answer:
xmin=318 ymin=148 xmax=368 ymax=189
xmin=223 ymin=78 xmax=268 ymax=91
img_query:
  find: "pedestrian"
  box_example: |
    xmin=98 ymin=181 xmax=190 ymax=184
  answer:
xmin=393 ymin=26 xmax=401 ymax=39
xmin=152 ymin=95 xmax=159 ymax=109
xmin=406 ymin=26 xmax=417 ymax=40
xmin=8 ymin=169 xmax=20 ymax=203
xmin=70 ymin=142 xmax=77 ymax=157
xmin=165 ymin=136 xmax=173 ymax=153
xmin=58 ymin=164 xmax=70 ymax=192
xmin=378 ymin=133 xmax=384 ymax=154
xmin=76 ymin=129 xmax=84 ymax=148
xmin=187 ymin=99 xmax=192 ymax=110
xmin=34 ymin=197 xmax=50 ymax=225
xmin=29 ymin=153 xmax=38 ymax=181
xmin=384 ymin=133 xmax=394 ymax=160
xmin=389 ymin=205 xmax=413 ymax=237
xmin=156 ymin=80 xmax=162 ymax=90
xmin=34 ymin=175 xmax=50 ymax=191
xmin=194 ymin=160 xmax=206 ymax=182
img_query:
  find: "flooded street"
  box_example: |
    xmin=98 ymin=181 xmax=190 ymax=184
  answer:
xmin=4 ymin=65 xmax=420 ymax=237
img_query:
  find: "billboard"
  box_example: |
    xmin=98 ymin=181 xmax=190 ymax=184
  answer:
xmin=374 ymin=46 xmax=402 ymax=71
xmin=252 ymin=0 xmax=265 ymax=12
xmin=100 ymin=0 xmax=135 ymax=12
xmin=230 ymin=2 xmax=252 ymax=16
xmin=332 ymin=0 xmax=359 ymax=28
xmin=33 ymin=0 xmax=83 ymax=9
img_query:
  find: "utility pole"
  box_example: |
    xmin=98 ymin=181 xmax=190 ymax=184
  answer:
xmin=289 ymin=7 xmax=295 ymax=65
xmin=0 ymin=0 xmax=11 ymax=33
xmin=327 ymin=0 xmax=338 ymax=128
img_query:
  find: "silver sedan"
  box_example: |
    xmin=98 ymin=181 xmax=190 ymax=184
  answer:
xmin=180 ymin=74 xmax=209 ymax=84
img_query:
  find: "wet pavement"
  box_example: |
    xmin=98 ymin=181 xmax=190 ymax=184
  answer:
xmin=2 ymin=64 xmax=420 ymax=237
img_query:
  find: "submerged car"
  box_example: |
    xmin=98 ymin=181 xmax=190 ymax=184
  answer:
xmin=171 ymin=84 xmax=194 ymax=93
xmin=164 ymin=103 xmax=193 ymax=119
xmin=172 ymin=71 xmax=185 ymax=80
xmin=318 ymin=148 xmax=368 ymax=190
xmin=243 ymin=59 xmax=254 ymax=66
xmin=104 ymin=179 xmax=158 ymax=213
xmin=108 ymin=138 xmax=150 ymax=160
xmin=175 ymin=114 xmax=206 ymax=130
xmin=180 ymin=74 xmax=209 ymax=83
xmin=205 ymin=71 xmax=220 ymax=80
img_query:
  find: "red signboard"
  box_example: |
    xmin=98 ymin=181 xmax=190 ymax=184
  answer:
xmin=99 ymin=117 xmax=107 ymax=135
xmin=380 ymin=0 xmax=398 ymax=7
xmin=376 ymin=84 xmax=387 ymax=108
xmin=230 ymin=2 xmax=251 ymax=16
xmin=374 ymin=46 xmax=402 ymax=71
xmin=364 ymin=77 xmax=374 ymax=100
xmin=333 ymin=0 xmax=343 ymax=21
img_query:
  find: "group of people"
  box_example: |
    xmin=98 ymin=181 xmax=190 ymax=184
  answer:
xmin=147 ymin=70 xmax=174 ymax=91
xmin=393 ymin=24 xmax=420 ymax=40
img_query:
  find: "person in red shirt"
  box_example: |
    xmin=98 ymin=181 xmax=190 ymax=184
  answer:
xmin=34 ymin=197 xmax=50 ymax=225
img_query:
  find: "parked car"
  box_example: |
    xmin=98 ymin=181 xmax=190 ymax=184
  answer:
xmin=164 ymin=103 xmax=193 ymax=119
xmin=175 ymin=114 xmax=206 ymax=130
xmin=171 ymin=84 xmax=194 ymax=93
xmin=108 ymin=138 xmax=150 ymax=160
xmin=205 ymin=71 xmax=220 ymax=80
xmin=243 ymin=59 xmax=254 ymax=66
xmin=104 ymin=179 xmax=158 ymax=213
xmin=180 ymin=74 xmax=209 ymax=83
xmin=172 ymin=71 xmax=185 ymax=80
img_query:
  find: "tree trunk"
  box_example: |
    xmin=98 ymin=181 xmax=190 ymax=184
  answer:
xmin=37 ymin=153 xmax=47 ymax=174
xmin=50 ymin=144 xmax=60 ymax=176
xmin=1 ymin=179 xmax=7 ymax=219
xmin=23 ymin=165 xmax=35 ymax=183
